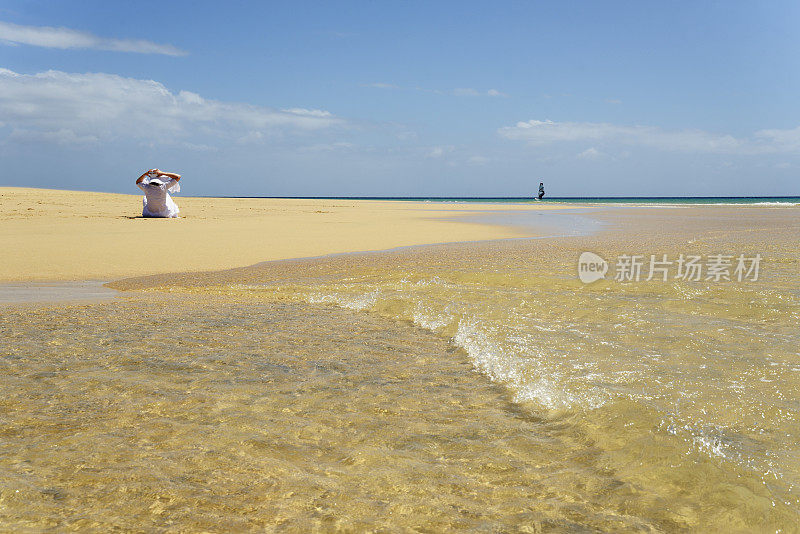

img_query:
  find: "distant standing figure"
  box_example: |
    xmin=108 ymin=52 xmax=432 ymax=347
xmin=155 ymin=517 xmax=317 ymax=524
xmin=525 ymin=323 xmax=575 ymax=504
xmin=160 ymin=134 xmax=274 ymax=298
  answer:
xmin=538 ymin=182 xmax=545 ymax=200
xmin=135 ymin=168 xmax=182 ymax=218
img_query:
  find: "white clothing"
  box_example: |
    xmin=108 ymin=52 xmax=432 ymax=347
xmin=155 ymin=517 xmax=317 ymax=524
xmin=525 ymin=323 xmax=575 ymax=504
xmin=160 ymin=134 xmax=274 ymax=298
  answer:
xmin=138 ymin=175 xmax=181 ymax=218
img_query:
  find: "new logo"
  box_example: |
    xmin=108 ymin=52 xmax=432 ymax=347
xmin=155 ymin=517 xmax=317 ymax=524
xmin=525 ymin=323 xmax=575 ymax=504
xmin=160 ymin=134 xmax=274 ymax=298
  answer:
xmin=578 ymin=251 xmax=608 ymax=284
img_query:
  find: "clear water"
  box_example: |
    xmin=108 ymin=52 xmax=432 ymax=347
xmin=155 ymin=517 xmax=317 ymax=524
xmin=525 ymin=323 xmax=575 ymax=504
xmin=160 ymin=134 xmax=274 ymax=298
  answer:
xmin=1 ymin=206 xmax=799 ymax=531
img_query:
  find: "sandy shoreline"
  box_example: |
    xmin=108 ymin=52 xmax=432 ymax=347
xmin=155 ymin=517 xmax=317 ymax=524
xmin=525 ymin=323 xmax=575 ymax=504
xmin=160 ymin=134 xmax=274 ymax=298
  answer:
xmin=0 ymin=187 xmax=568 ymax=283
xmin=2 ymin=196 xmax=799 ymax=529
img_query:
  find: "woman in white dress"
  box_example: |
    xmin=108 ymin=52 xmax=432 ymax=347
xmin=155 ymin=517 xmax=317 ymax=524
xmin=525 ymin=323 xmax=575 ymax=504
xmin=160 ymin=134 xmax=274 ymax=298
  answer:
xmin=135 ymin=168 xmax=182 ymax=218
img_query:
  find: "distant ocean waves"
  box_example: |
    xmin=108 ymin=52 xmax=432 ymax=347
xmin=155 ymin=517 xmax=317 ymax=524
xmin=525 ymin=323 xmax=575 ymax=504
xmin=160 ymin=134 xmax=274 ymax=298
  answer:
xmin=421 ymin=197 xmax=800 ymax=206
xmin=222 ymin=196 xmax=800 ymax=206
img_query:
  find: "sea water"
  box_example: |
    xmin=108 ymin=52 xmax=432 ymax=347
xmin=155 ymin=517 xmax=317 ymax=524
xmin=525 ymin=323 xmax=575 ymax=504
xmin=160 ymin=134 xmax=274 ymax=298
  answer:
xmin=1 ymin=206 xmax=798 ymax=531
xmin=219 ymin=195 xmax=800 ymax=207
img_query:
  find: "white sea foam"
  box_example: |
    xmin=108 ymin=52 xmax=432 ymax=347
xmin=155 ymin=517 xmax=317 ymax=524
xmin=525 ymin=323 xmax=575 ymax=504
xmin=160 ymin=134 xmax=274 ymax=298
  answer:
xmin=285 ymin=257 xmax=798 ymax=503
xmin=308 ymin=290 xmax=379 ymax=311
xmin=411 ymin=303 xmax=452 ymax=331
xmin=453 ymin=318 xmax=589 ymax=409
xmin=303 ymin=285 xmax=612 ymax=411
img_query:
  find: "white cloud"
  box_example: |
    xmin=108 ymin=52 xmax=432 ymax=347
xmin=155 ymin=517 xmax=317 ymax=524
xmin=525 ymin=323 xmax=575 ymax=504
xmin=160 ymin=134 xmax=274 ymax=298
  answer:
xmin=501 ymin=118 xmax=800 ymax=156
xmin=395 ymin=130 xmax=417 ymax=141
xmin=281 ymin=108 xmax=333 ymax=118
xmin=454 ymin=88 xmax=508 ymax=97
xmin=236 ymin=131 xmax=264 ymax=145
xmin=0 ymin=20 xmax=186 ymax=56
xmin=426 ymin=145 xmax=456 ymax=159
xmin=0 ymin=68 xmax=343 ymax=146
xmin=577 ymin=147 xmax=604 ymax=159
xmin=499 ymin=119 xmax=742 ymax=153
xmin=503 ymin=118 xmax=800 ymax=156
xmin=178 ymin=90 xmax=203 ymax=105
xmin=753 ymin=126 xmax=800 ymax=153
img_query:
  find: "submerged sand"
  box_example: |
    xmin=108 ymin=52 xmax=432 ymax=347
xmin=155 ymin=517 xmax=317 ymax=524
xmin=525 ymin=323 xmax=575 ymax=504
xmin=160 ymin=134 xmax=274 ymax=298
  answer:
xmin=0 ymin=187 xmax=564 ymax=282
xmin=2 ymin=190 xmax=799 ymax=530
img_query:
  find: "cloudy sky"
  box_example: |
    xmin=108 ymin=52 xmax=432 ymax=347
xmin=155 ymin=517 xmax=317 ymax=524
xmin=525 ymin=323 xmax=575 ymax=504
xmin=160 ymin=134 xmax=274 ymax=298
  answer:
xmin=1 ymin=1 xmax=799 ymax=196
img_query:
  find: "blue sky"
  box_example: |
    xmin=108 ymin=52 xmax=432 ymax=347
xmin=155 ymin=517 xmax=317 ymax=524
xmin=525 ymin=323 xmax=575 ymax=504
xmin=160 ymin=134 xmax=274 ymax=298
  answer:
xmin=1 ymin=0 xmax=799 ymax=196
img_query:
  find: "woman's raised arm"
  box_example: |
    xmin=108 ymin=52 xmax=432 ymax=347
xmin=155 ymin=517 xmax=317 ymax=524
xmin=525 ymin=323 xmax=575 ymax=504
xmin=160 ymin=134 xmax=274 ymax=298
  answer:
xmin=135 ymin=169 xmax=154 ymax=184
xmin=156 ymin=170 xmax=182 ymax=181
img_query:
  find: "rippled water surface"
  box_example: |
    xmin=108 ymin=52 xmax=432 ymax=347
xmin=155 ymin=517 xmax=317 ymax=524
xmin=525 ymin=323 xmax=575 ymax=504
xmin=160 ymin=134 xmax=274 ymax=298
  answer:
xmin=2 ymin=207 xmax=799 ymax=531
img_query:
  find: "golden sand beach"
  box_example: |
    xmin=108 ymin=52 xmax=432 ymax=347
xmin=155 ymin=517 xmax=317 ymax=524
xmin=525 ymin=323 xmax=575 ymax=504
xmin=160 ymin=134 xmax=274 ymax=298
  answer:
xmin=1 ymin=190 xmax=799 ymax=531
xmin=0 ymin=187 xmax=561 ymax=282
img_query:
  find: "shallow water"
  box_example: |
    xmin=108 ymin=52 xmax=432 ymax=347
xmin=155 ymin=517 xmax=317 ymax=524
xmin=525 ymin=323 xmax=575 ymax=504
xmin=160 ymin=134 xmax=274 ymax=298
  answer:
xmin=2 ymin=206 xmax=799 ymax=531
xmin=0 ymin=281 xmax=117 ymax=305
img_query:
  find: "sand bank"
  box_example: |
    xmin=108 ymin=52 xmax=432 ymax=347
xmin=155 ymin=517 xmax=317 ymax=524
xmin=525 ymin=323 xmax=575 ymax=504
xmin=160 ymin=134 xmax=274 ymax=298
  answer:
xmin=0 ymin=187 xmax=564 ymax=282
